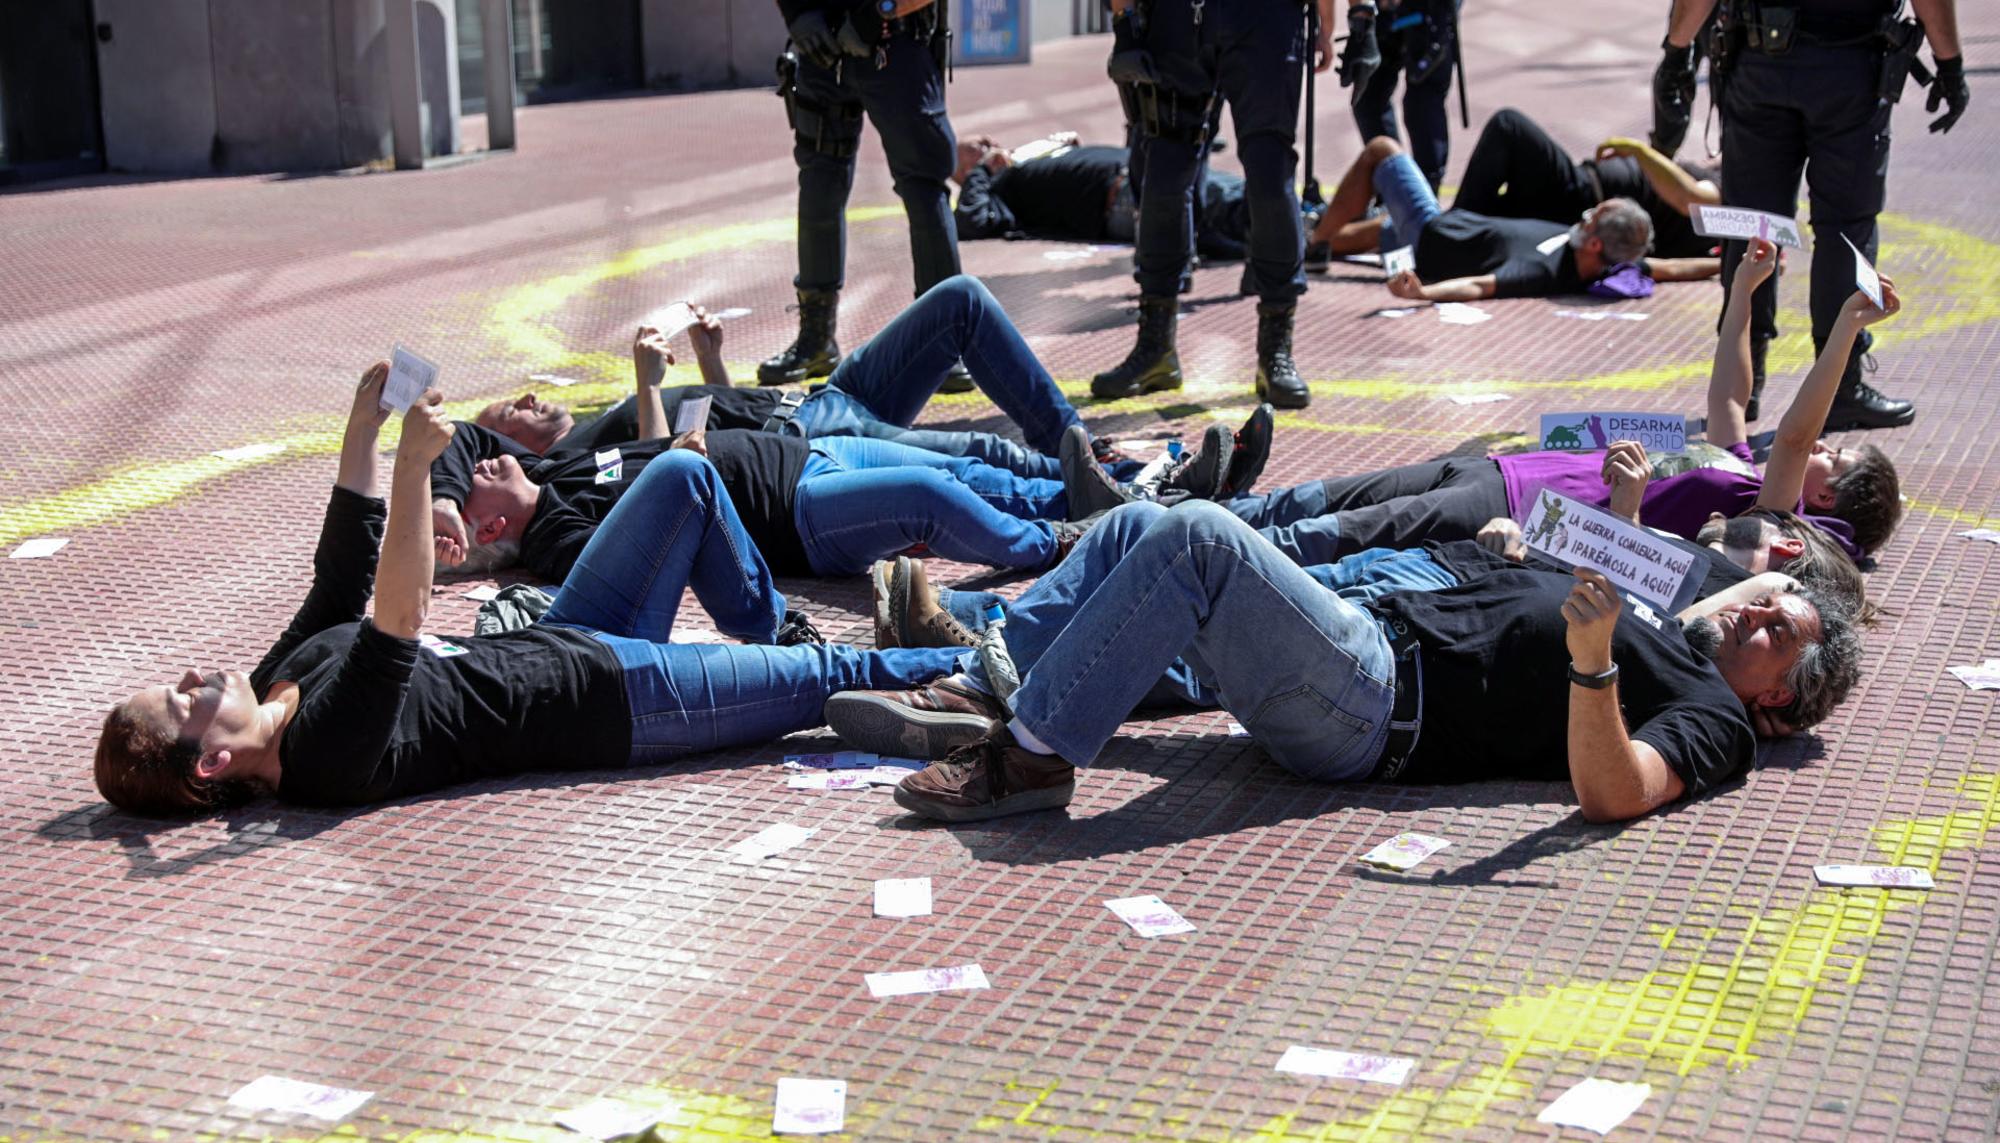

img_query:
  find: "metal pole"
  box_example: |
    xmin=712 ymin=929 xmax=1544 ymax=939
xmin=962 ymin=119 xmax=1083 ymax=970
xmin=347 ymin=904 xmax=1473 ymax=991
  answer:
xmin=481 ymin=0 xmax=516 ymax=150
xmin=386 ymin=0 xmax=426 ymax=169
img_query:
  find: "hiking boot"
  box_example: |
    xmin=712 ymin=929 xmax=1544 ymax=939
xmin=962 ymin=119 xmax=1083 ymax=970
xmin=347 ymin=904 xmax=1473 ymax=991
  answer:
xmin=1823 ymin=359 xmax=1915 ymax=432
xmin=1060 ymin=425 xmax=1134 ymax=518
xmin=1160 ymin=424 xmax=1234 ymax=501
xmin=1223 ymin=403 xmax=1275 ymax=497
xmin=757 ymin=288 xmax=841 ymax=386
xmin=939 ymin=361 xmax=976 ymax=394
xmin=1091 ymin=296 xmax=1183 ymax=399
xmin=825 ymin=679 xmax=1009 ymax=759
xmin=1254 ymin=302 xmax=1311 ymax=410
xmin=774 ymin=611 xmax=825 ymax=647
xmin=893 ymin=729 xmax=1077 ymax=822
xmin=872 ymin=556 xmax=979 ymax=650
xmin=1746 ymin=336 xmax=1769 ymax=422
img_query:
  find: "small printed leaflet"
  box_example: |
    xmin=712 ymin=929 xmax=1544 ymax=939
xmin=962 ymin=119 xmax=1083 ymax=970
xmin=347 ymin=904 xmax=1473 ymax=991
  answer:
xmin=1690 ymin=204 xmax=1804 ymax=249
xmin=728 ymin=823 xmax=814 ymax=861
xmin=646 ymin=301 xmax=699 ymax=341
xmin=1435 ymin=302 xmax=1493 ymax=325
xmin=1947 ymin=660 xmax=2000 ymax=691
xmin=1359 ymin=832 xmax=1451 ymax=871
xmin=1537 ymin=412 xmax=1685 ymax=453
xmin=789 ymin=764 xmax=920 ymax=790
xmin=674 ymin=394 xmax=712 ymax=434
xmin=1813 ymin=864 xmax=1935 ymax=889
xmin=461 ymin=585 xmax=501 ymax=602
xmin=1274 ymin=1047 xmax=1415 ymax=1086
xmin=554 ymin=1097 xmax=658 ymax=1140
xmin=1536 ymin=1078 xmax=1651 ymax=1135
xmin=772 ymin=1078 xmax=846 ymax=1135
xmin=1843 ymin=235 xmax=1884 ymax=309
xmin=1105 ymin=895 xmax=1196 ymax=938
xmin=212 ymin=442 xmax=288 ymax=462
xmin=594 ymin=448 xmax=623 ymax=485
xmin=1382 ymin=245 xmax=1415 ymax=276
xmin=529 ymin=373 xmax=579 ymax=387
xmin=1958 ymin=529 xmax=2000 ymax=546
xmin=382 ymin=344 xmax=439 ymax=412
xmin=227 ymin=1075 xmax=373 ymax=1122
xmin=873 ymin=877 xmax=933 ymax=918
xmin=1445 ymin=392 xmax=1511 ymax=405
xmin=864 ymin=963 xmax=989 ymax=998
xmin=418 ymin=633 xmax=470 ymax=658
xmin=10 ymin=537 xmax=69 ymax=559
xmin=1516 ymin=487 xmax=1694 ymax=611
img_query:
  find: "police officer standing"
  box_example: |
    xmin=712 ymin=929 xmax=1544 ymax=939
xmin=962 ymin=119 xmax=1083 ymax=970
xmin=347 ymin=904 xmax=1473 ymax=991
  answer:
xmin=1655 ymin=0 xmax=1968 ymax=431
xmin=1342 ymin=0 xmax=1460 ymax=192
xmin=763 ymin=0 xmax=966 ymax=388
xmin=1093 ymin=0 xmax=1334 ymax=410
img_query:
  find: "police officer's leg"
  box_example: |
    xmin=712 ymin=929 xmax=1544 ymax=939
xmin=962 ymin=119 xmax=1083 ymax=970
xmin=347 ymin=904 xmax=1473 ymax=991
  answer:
xmin=857 ymin=28 xmax=962 ymax=295
xmin=1351 ymin=22 xmax=1404 ymax=145
xmin=762 ymin=57 xmax=866 ymax=385
xmin=1718 ymin=55 xmax=1808 ymax=406
xmin=1397 ymin=2 xmax=1455 ymax=191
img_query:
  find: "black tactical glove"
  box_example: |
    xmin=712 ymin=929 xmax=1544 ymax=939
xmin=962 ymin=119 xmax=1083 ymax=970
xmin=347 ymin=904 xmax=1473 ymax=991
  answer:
xmin=787 ymin=9 xmax=841 ymax=69
xmin=1106 ymin=8 xmax=1157 ymax=86
xmin=1928 ymin=55 xmax=1970 ymax=134
xmin=1649 ymin=38 xmax=1699 ymax=156
xmin=1336 ymin=4 xmax=1381 ymax=98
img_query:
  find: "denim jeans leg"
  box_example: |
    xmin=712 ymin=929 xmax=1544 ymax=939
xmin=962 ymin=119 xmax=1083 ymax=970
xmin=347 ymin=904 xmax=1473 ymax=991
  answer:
xmin=794 ymin=448 xmax=1058 ymax=575
xmin=809 ymin=435 xmax=1063 ymax=519
xmin=852 ymin=420 xmax=1060 ymax=481
xmin=1372 ymin=151 xmax=1443 ymax=252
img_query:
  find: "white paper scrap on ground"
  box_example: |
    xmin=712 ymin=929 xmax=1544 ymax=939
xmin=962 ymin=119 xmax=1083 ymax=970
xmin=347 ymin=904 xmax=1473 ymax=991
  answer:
xmin=529 ymin=372 xmax=579 ymax=387
xmin=1537 ymin=1079 xmax=1651 ymax=1135
xmin=1436 ymin=302 xmax=1493 ymax=325
xmin=772 ymin=1078 xmax=846 ymax=1135
xmin=1444 ymin=392 xmax=1511 ymax=405
xmin=1382 ymin=245 xmax=1415 ymax=276
xmin=787 ymin=767 xmax=912 ymax=790
xmin=554 ymin=1097 xmax=659 ymax=1140
xmin=212 ymin=442 xmax=288 ymax=462
xmin=1553 ymin=309 xmax=1649 ymax=322
xmin=460 ymin=585 xmax=501 ymax=602
xmin=10 ymin=538 xmax=69 ymax=559
xmin=382 ymin=345 xmax=439 ymax=412
xmin=1814 ymin=864 xmax=1935 ymax=889
xmin=1516 ymin=486 xmax=1695 ymax=611
xmin=1947 ymin=663 xmax=2000 ymax=691
xmin=646 ymin=301 xmax=699 ymax=341
xmin=1691 ymin=204 xmax=1804 ymax=249
xmin=1368 ymin=306 xmax=1422 ymax=319
xmin=728 ymin=823 xmax=814 ymax=861
xmin=874 ymin=877 xmax=933 ymax=917
xmin=1360 ymin=832 xmax=1452 ymax=871
xmin=1105 ymin=895 xmax=1196 ymax=938
xmin=227 ymin=1075 xmax=374 ymax=1122
xmin=1958 ymin=528 xmax=2000 ymax=545
xmin=1274 ymin=1046 xmax=1415 ymax=1085
xmin=865 ymin=963 xmax=989 ymax=997
xmin=674 ymin=394 xmax=712 ymax=434
xmin=1844 ymin=234 xmax=1884 ymax=309
xmin=784 ymin=750 xmax=881 ymax=770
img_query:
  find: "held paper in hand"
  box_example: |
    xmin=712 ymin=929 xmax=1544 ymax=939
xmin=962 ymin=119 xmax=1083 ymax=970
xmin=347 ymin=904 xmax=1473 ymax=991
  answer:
xmin=227 ymin=1075 xmax=374 ymax=1122
xmin=1359 ymin=832 xmax=1451 ymax=871
xmin=10 ymin=537 xmax=69 ymax=559
xmin=772 ymin=1078 xmax=846 ymax=1135
xmin=1691 ymin=204 xmax=1804 ymax=249
xmin=1516 ymin=487 xmax=1695 ymax=611
xmin=1106 ymin=895 xmax=1196 ymax=938
xmin=1537 ymin=412 xmax=1686 ymax=453
xmin=874 ymin=877 xmax=933 ymax=917
xmin=1814 ymin=864 xmax=1935 ymax=889
xmin=554 ymin=1097 xmax=659 ymax=1140
xmin=1274 ymin=1046 xmax=1415 ymax=1085
xmin=728 ymin=823 xmax=814 ymax=861
xmin=382 ymin=345 xmax=439 ymax=413
xmin=1844 ymin=234 xmax=1884 ymax=309
xmin=1536 ymin=1078 xmax=1651 ymax=1135
xmin=1382 ymin=245 xmax=1415 ymax=277
xmin=646 ymin=301 xmax=699 ymax=341
xmin=864 ymin=963 xmax=989 ymax=998
xmin=673 ymin=394 xmax=712 ymax=435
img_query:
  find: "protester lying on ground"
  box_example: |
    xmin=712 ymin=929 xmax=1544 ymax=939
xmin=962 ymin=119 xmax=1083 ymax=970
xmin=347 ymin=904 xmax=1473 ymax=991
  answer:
xmin=828 ymin=498 xmax=1861 ymax=825
xmin=1302 ymin=136 xmax=1718 ymax=300
xmin=1452 ymin=108 xmax=1722 ymax=261
xmin=92 ymin=367 xmax=962 ymax=816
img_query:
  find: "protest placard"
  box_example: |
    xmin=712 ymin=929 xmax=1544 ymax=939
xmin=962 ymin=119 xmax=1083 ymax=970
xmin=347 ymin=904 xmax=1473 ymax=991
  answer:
xmin=1516 ymin=487 xmax=1695 ymax=611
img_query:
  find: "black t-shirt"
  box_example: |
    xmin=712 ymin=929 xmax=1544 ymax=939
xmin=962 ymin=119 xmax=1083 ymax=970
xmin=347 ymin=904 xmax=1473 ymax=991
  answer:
xmin=1588 ymin=156 xmax=1714 ymax=259
xmin=551 ymin=388 xmax=786 ymax=457
xmin=1368 ymin=560 xmax=1755 ymax=796
xmin=955 ymin=146 xmax=1125 ymax=242
xmin=259 ymin=487 xmax=630 ymax=807
xmin=519 ymin=430 xmax=812 ymax=583
xmin=1416 ymin=210 xmax=1584 ymax=298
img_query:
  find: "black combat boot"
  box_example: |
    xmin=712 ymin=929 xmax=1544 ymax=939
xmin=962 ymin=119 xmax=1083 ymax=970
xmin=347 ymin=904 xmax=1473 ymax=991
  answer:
xmin=757 ymin=288 xmax=841 ymax=386
xmin=1254 ymin=302 xmax=1311 ymax=410
xmin=1823 ymin=355 xmax=1915 ymax=432
xmin=1090 ymin=296 xmax=1183 ymax=399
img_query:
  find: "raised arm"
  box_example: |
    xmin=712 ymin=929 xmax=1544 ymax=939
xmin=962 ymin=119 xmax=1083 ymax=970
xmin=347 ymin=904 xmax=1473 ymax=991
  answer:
xmin=376 ymin=392 xmax=456 ymax=639
xmin=1602 ymin=440 xmax=1649 ymax=523
xmin=339 ymin=363 xmax=392 ymax=495
xmin=1757 ymin=279 xmax=1901 ymax=511
xmin=1597 ymin=137 xmax=1720 ymax=214
xmin=1387 ymin=269 xmax=1496 ymax=303
xmin=1704 ymin=237 xmax=1775 ymax=451
xmin=633 ymin=323 xmax=674 ymax=443
xmin=1562 ymin=568 xmax=1687 ymax=822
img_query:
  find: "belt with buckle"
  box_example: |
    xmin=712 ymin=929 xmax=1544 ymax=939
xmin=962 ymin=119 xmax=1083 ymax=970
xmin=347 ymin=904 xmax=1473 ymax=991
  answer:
xmin=760 ymin=390 xmax=808 ymax=434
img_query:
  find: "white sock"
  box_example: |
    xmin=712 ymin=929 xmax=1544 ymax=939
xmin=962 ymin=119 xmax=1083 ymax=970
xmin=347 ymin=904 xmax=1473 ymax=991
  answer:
xmin=1008 ymin=716 xmax=1057 ymax=756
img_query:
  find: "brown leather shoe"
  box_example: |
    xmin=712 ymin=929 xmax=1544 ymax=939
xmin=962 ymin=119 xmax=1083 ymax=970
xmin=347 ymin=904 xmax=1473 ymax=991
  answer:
xmin=825 ymin=678 xmax=1006 ymax=758
xmin=887 ymin=556 xmax=978 ymax=650
xmin=893 ymin=729 xmax=1076 ymax=822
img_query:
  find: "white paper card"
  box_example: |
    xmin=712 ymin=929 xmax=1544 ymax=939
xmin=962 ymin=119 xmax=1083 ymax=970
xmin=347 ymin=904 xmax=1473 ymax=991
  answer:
xmin=864 ymin=963 xmax=989 ymax=998
xmin=709 ymin=307 xmax=751 ymax=320
xmin=1814 ymin=864 xmax=1935 ymax=889
xmin=772 ymin=1078 xmax=846 ymax=1135
xmin=646 ymin=301 xmax=699 ymax=341
xmin=728 ymin=823 xmax=814 ymax=861
xmin=1360 ymin=832 xmax=1452 ymax=871
xmin=529 ymin=372 xmax=579 ymax=387
xmin=10 ymin=537 xmax=69 ymax=559
xmin=874 ymin=877 xmax=933 ymax=917
xmin=1958 ymin=529 xmax=2000 ymax=545
xmin=554 ymin=1097 xmax=659 ymax=1140
xmin=1690 ymin=204 xmax=1804 ymax=249
xmin=382 ymin=345 xmax=439 ymax=413
xmin=227 ymin=1076 xmax=374 ymax=1122
xmin=461 ymin=585 xmax=501 ymax=602
xmin=1274 ymin=1046 xmax=1415 ymax=1085
xmin=212 ymin=442 xmax=288 ymax=462
xmin=1947 ymin=662 xmax=2000 ymax=691
xmin=1368 ymin=306 xmax=1422 ymax=319
xmin=594 ymin=448 xmax=623 ymax=485
xmin=1445 ymin=392 xmax=1511 ymax=405
xmin=1537 ymin=413 xmax=1686 ymax=453
xmin=1537 ymin=1079 xmax=1651 ymax=1135
xmin=674 ymin=394 xmax=712 ymax=434
xmin=1105 ymin=895 xmax=1196 ymax=938
xmin=1843 ymin=234 xmax=1884 ymax=309
xmin=1436 ymin=302 xmax=1493 ymax=325
xmin=1516 ymin=487 xmax=1696 ymax=611
xmin=417 ymin=633 xmax=470 ymax=658
xmin=1382 ymin=245 xmax=1415 ymax=276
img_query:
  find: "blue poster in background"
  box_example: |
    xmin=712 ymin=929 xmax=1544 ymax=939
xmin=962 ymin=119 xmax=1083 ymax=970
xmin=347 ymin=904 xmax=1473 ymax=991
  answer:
xmin=954 ymin=0 xmax=1032 ymax=66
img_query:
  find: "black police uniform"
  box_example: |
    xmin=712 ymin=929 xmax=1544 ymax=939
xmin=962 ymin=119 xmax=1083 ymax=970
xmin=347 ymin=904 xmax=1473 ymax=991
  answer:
xmin=1351 ymin=0 xmax=1459 ymax=191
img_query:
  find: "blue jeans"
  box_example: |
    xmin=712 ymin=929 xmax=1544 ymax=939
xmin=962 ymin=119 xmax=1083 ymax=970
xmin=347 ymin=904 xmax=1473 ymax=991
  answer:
xmin=1372 ymin=152 xmax=1443 ymax=253
xmin=542 ymin=451 xmax=960 ymax=763
xmin=794 ymin=436 xmax=1064 ymax=576
xmin=790 ymin=276 xmax=1083 ymax=479
xmin=962 ymin=501 xmax=1397 ymax=780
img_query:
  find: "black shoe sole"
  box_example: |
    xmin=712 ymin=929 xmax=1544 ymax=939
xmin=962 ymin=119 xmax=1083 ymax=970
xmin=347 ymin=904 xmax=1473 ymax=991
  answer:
xmin=756 ymin=353 xmax=840 ymax=387
xmin=825 ymin=693 xmax=998 ymax=759
xmin=1256 ymin=379 xmax=1310 ymax=410
xmin=892 ymin=778 xmax=1076 ymax=822
xmin=1090 ymin=369 xmax=1184 ymax=400
xmin=1822 ymin=407 xmax=1916 ymax=432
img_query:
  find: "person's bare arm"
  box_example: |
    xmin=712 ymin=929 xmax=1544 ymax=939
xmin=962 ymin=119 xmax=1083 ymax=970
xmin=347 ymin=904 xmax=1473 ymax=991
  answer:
xmin=1666 ymin=0 xmax=1720 ymax=47
xmin=1911 ymin=0 xmax=1961 ymax=58
xmin=1757 ymin=280 xmax=1902 ymax=511
xmin=1705 ymin=238 xmax=1775 ymax=451
xmin=376 ymin=391 xmax=455 ymax=638
xmin=632 ymin=324 xmax=673 ymax=443
xmin=1641 ymin=256 xmax=1722 ymax=282
xmin=1387 ymin=269 xmax=1496 ymax=303
xmin=686 ymin=306 xmax=731 ymax=388
xmin=1596 ymin=137 xmax=1720 ymax=213
xmin=338 ymin=362 xmax=392 ymax=496
xmin=1563 ymin=568 xmax=1689 ymax=822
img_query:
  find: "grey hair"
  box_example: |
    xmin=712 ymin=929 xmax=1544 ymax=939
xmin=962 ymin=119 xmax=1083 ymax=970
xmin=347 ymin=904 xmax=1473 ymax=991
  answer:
xmin=453 ymin=537 xmax=522 ymax=575
xmin=1594 ymin=197 xmax=1654 ymax=263
xmin=1774 ymin=584 xmax=1863 ymax=730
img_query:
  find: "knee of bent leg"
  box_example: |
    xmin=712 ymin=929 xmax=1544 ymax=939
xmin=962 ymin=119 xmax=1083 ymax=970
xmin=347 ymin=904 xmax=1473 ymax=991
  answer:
xmin=639 ymin=449 xmax=716 ymax=495
xmin=1165 ymin=498 xmax=1254 ymax=545
xmin=1364 ymin=135 xmax=1404 ymax=161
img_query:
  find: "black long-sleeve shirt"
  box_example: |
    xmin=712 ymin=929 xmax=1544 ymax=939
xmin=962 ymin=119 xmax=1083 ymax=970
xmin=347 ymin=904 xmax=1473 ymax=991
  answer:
xmin=258 ymin=487 xmax=630 ymax=807
xmin=954 ymin=146 xmax=1127 ymax=243
xmin=551 ymin=388 xmax=787 ymax=459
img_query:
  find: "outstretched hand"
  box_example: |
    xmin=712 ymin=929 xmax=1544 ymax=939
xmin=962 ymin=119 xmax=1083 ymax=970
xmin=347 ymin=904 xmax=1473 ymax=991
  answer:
xmin=1386 ymin=269 xmax=1428 ymax=301
xmin=633 ymin=324 xmax=675 ymax=389
xmin=1843 ymin=274 xmax=1901 ymax=328
xmin=1732 ymin=236 xmax=1778 ymax=292
xmin=396 ymin=390 xmax=456 ymax=467
xmin=1561 ymin=568 xmax=1621 ymax=673
xmin=347 ymin=362 xmax=393 ymax=437
xmin=1601 ymin=439 xmax=1650 ymax=523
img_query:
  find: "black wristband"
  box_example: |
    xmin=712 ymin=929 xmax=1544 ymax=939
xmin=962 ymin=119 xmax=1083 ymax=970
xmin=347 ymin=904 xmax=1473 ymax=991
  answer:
xmin=1568 ymin=662 xmax=1620 ymax=690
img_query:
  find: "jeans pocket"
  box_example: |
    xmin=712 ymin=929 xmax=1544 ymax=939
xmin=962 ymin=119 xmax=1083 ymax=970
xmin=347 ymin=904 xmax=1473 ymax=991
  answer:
xmin=1245 ymin=683 xmax=1380 ymax=783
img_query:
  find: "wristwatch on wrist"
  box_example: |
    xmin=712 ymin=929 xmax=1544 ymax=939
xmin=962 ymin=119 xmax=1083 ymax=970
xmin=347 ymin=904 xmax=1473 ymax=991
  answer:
xmin=1568 ymin=662 xmax=1620 ymax=689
